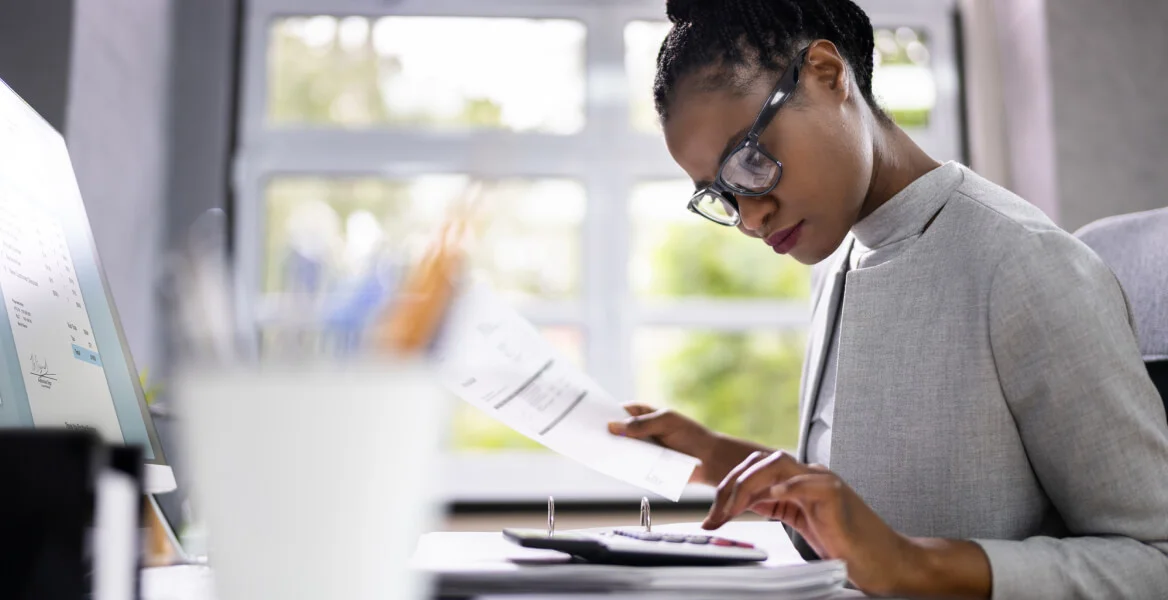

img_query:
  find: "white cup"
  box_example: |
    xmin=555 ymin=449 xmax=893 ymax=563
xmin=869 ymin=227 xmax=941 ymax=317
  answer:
xmin=178 ymin=362 xmax=449 ymax=600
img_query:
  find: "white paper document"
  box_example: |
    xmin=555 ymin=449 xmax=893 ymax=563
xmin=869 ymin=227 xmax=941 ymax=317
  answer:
xmin=431 ymin=283 xmax=699 ymax=500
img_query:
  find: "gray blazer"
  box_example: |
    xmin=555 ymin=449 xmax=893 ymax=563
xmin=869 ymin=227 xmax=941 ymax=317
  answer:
xmin=796 ymin=165 xmax=1168 ymax=598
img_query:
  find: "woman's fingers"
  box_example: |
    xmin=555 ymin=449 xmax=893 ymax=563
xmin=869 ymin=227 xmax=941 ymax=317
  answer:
xmin=705 ymin=451 xmax=768 ymax=524
xmin=732 ymin=452 xmax=809 ymax=515
xmin=607 ymin=403 xmax=663 ymax=436
xmin=772 ymin=474 xmax=849 ymax=552
xmin=750 ymin=498 xmax=804 ymax=526
xmin=607 ymin=408 xmax=673 ymax=438
xmin=622 ymin=404 xmax=656 ymax=418
xmin=703 ymin=450 xmax=807 ymax=529
xmin=605 ymin=404 xmax=655 ymax=435
xmin=737 ymin=473 xmax=844 ymax=559
xmin=766 ymin=473 xmax=842 ymax=525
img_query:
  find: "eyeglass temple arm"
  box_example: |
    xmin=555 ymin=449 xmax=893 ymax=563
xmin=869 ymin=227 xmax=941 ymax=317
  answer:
xmin=745 ymin=48 xmax=809 ymax=139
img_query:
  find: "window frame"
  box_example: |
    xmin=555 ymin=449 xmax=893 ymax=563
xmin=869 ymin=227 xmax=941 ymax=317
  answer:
xmin=236 ymin=0 xmax=961 ymax=502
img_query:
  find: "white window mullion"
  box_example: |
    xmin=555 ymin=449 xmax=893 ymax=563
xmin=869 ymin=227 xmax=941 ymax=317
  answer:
xmin=245 ymin=131 xmax=594 ymax=179
xmin=634 ymin=300 xmax=810 ymax=331
xmin=580 ymin=8 xmax=634 ymax=401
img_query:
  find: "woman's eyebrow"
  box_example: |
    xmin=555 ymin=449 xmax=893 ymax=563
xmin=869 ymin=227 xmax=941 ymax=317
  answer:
xmin=696 ymin=126 xmax=752 ymax=189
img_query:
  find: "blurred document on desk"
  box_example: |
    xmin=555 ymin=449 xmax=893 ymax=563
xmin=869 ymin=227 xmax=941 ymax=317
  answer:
xmin=432 ymin=283 xmax=698 ymax=500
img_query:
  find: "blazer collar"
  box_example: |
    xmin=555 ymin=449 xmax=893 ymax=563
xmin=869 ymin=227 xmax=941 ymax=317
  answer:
xmin=852 ymin=161 xmax=964 ymax=251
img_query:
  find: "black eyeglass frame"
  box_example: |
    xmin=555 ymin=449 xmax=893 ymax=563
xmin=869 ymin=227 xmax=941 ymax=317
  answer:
xmin=687 ymin=47 xmax=810 ymax=226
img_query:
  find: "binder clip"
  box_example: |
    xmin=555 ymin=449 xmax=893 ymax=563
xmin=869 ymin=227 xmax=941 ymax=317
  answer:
xmin=640 ymin=496 xmax=652 ymax=533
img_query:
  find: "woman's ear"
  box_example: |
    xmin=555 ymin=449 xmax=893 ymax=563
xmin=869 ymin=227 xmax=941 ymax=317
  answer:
xmin=801 ymin=40 xmax=850 ymax=104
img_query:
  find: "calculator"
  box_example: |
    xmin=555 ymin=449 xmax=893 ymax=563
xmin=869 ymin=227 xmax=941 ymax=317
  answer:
xmin=501 ymin=528 xmax=769 ymax=566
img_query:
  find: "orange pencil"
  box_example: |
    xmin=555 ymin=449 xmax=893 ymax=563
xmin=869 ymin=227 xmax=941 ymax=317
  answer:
xmin=377 ymin=184 xmax=482 ymax=354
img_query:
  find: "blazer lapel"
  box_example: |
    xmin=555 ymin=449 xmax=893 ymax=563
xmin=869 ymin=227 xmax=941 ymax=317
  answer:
xmin=796 ymin=237 xmax=853 ymax=463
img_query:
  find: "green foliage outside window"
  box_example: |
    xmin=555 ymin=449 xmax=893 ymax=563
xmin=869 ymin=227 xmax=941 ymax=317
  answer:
xmin=647 ymin=223 xmax=808 ymax=451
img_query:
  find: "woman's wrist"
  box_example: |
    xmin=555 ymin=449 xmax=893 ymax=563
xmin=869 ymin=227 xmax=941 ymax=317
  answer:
xmin=895 ymin=537 xmax=992 ymax=599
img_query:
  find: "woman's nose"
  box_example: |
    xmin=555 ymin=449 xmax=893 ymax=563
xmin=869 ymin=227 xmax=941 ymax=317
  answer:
xmin=736 ymin=194 xmax=776 ymax=236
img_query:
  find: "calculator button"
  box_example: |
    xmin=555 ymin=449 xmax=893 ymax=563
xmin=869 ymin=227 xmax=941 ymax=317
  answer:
xmin=636 ymin=533 xmax=663 ymax=542
xmin=684 ymin=536 xmax=710 ymax=544
xmin=712 ymin=538 xmax=735 ymax=547
xmin=661 ymin=535 xmax=687 ymax=543
xmin=732 ymin=540 xmax=755 ymax=548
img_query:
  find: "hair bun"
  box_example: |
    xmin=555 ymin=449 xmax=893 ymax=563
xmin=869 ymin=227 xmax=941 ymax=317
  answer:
xmin=665 ymin=0 xmax=708 ymax=24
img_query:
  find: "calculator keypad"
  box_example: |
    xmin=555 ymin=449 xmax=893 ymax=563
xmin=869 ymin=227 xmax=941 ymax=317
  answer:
xmin=611 ymin=529 xmax=754 ymax=549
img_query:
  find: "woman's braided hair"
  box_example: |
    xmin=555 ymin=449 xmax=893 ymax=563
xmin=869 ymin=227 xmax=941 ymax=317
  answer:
xmin=653 ymin=0 xmax=885 ymax=122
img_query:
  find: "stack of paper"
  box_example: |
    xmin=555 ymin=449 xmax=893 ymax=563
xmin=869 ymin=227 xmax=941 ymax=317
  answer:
xmin=413 ymin=521 xmax=846 ymax=599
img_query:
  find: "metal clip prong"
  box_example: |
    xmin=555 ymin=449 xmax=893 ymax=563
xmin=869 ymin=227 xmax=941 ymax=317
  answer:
xmin=547 ymin=496 xmax=556 ymax=537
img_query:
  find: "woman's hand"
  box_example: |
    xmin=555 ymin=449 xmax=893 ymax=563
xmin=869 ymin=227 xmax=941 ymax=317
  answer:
xmin=702 ymin=451 xmax=991 ymax=598
xmin=606 ymin=404 xmax=772 ymax=486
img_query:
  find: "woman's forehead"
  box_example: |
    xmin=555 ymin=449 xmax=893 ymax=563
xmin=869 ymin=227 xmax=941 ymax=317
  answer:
xmin=663 ymin=85 xmax=771 ymax=180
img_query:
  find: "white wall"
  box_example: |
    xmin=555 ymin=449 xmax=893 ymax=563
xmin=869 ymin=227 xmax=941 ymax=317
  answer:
xmin=1046 ymin=0 xmax=1168 ymax=231
xmin=991 ymin=0 xmax=1060 ymax=221
xmin=986 ymin=0 xmax=1168 ymax=230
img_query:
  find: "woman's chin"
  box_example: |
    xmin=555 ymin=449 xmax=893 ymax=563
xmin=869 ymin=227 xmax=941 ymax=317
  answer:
xmin=787 ymin=228 xmax=833 ymax=265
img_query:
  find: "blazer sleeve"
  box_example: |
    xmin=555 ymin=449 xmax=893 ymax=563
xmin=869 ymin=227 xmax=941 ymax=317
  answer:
xmin=976 ymin=229 xmax=1168 ymax=599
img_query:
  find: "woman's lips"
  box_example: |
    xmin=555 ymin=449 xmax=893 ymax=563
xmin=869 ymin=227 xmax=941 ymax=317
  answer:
xmin=765 ymin=221 xmax=804 ymax=254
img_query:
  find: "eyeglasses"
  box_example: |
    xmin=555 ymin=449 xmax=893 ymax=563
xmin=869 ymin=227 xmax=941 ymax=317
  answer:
xmin=687 ymin=47 xmax=809 ymax=226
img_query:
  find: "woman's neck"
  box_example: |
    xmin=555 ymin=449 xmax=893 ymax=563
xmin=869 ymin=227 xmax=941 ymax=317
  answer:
xmin=857 ymin=121 xmax=942 ymax=222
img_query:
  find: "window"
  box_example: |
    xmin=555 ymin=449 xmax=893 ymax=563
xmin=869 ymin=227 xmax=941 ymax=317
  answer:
xmin=263 ymin=176 xmax=585 ymax=299
xmin=630 ymin=181 xmax=809 ymax=301
xmin=267 ymin=16 xmax=585 ymax=132
xmin=624 ymin=21 xmax=671 ymax=133
xmin=238 ymin=0 xmax=963 ymax=500
xmin=873 ymin=27 xmax=937 ymax=128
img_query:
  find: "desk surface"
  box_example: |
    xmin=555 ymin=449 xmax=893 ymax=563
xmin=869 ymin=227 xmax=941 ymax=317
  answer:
xmin=477 ymin=594 xmax=870 ymax=600
xmin=143 ymin=566 xmax=872 ymax=600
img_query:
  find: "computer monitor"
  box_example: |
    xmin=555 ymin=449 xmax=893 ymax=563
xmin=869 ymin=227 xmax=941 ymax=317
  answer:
xmin=0 ymin=77 xmax=175 ymax=493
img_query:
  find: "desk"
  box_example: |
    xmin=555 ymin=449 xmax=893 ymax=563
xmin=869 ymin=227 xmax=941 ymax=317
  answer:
xmin=145 ymin=522 xmax=860 ymax=600
xmin=141 ymin=565 xmax=215 ymax=600
xmin=142 ymin=566 xmax=875 ymax=600
xmin=477 ymin=594 xmax=870 ymax=600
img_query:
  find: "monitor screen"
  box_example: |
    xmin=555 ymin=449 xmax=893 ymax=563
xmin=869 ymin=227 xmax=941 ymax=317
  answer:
xmin=0 ymin=77 xmax=169 ymax=476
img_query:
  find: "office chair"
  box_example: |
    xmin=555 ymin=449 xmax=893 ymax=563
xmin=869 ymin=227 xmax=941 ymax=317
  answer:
xmin=1149 ymin=361 xmax=1168 ymax=411
xmin=1076 ymin=208 xmax=1168 ymax=420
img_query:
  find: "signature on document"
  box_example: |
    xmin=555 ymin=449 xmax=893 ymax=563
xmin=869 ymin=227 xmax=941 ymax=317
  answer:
xmin=28 ymin=353 xmax=57 ymax=389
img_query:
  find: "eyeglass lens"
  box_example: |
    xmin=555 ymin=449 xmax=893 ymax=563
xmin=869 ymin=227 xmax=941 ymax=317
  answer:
xmin=721 ymin=145 xmax=781 ymax=193
xmin=691 ymin=191 xmax=738 ymax=225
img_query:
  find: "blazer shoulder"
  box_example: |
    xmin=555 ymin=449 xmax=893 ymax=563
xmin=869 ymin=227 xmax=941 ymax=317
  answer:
xmin=949 ymin=168 xmax=1060 ymax=238
xmin=941 ymin=168 xmax=1103 ymax=271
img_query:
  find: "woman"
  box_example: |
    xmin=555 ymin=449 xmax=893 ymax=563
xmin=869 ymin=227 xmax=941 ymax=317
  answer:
xmin=607 ymin=1 xmax=1168 ymax=597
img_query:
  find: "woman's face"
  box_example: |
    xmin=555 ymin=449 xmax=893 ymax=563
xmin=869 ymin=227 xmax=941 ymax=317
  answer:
xmin=662 ymin=43 xmax=874 ymax=265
